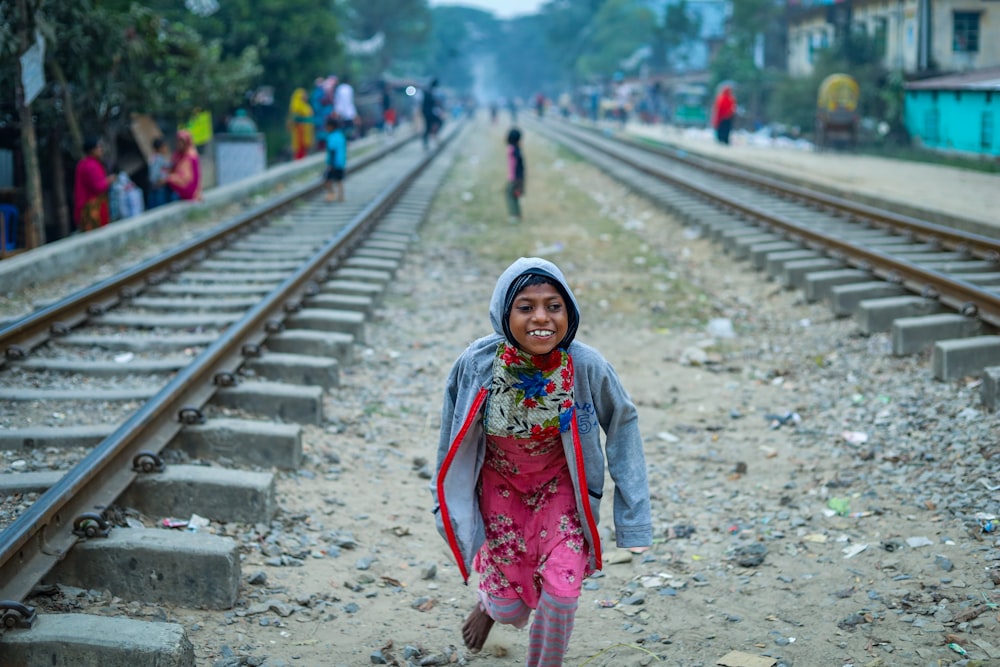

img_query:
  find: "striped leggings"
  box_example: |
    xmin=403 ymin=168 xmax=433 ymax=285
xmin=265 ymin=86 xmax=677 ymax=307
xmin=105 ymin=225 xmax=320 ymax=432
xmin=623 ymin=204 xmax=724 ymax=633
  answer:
xmin=480 ymin=590 xmax=579 ymax=666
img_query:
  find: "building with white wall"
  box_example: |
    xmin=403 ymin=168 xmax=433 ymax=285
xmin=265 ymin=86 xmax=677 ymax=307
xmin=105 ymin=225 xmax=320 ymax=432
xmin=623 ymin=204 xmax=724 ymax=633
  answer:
xmin=786 ymin=0 xmax=1000 ymax=78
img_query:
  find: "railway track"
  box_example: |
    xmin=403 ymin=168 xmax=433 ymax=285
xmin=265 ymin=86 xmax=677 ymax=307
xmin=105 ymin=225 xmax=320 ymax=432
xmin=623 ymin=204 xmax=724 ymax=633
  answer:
xmin=530 ymin=119 xmax=1000 ymax=405
xmin=0 ymin=114 xmax=995 ymax=665
xmin=0 ymin=120 xmax=462 ymax=660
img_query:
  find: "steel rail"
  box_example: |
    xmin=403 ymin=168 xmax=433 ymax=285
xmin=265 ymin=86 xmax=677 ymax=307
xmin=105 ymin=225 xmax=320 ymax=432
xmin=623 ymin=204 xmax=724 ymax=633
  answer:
xmin=610 ymin=128 xmax=1000 ymax=260
xmin=0 ymin=131 xmax=445 ymax=604
xmin=542 ymin=122 xmax=1000 ymax=329
xmin=0 ymin=136 xmax=410 ymax=366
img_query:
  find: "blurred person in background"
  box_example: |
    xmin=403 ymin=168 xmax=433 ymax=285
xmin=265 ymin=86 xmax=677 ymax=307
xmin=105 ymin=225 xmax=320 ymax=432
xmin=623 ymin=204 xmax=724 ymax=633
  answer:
xmin=334 ymin=74 xmax=358 ymax=140
xmin=711 ymin=84 xmax=737 ymax=145
xmin=166 ymin=129 xmax=202 ymax=202
xmin=505 ymin=127 xmax=525 ymax=224
xmin=226 ymin=108 xmax=258 ymax=134
xmin=323 ymin=116 xmax=347 ymax=203
xmin=288 ymin=87 xmax=315 ymax=159
xmin=73 ymin=137 xmax=114 ymax=232
xmin=147 ymin=137 xmax=172 ymax=209
xmin=421 ymin=78 xmax=443 ymax=149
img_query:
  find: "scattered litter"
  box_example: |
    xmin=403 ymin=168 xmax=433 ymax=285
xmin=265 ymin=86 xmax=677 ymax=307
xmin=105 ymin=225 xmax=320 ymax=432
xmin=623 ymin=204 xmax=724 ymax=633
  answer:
xmin=827 ymin=498 xmax=851 ymax=516
xmin=980 ymin=479 xmax=1000 ymax=492
xmin=603 ymin=550 xmax=633 ymax=565
xmin=162 ymin=513 xmax=210 ymax=531
xmin=596 ymin=599 xmax=619 ymax=608
xmin=639 ymin=573 xmax=674 ymax=588
xmin=658 ymin=431 xmax=680 ymax=443
xmin=947 ymin=642 xmax=968 ymax=657
xmin=729 ymin=543 xmax=767 ymax=567
xmin=707 ymin=318 xmax=735 ymax=339
xmin=114 ymin=352 xmax=135 ymax=363
xmin=680 ymin=346 xmax=709 ymax=367
xmin=842 ymin=543 xmax=868 ymax=559
xmin=716 ymin=650 xmax=776 ymax=667
xmin=803 ymin=533 xmax=828 ymax=543
xmin=841 ymin=430 xmax=868 ymax=445
xmin=666 ymin=524 xmax=696 ymax=540
xmin=765 ymin=412 xmax=800 ymax=430
xmin=905 ymin=536 xmax=933 ymax=548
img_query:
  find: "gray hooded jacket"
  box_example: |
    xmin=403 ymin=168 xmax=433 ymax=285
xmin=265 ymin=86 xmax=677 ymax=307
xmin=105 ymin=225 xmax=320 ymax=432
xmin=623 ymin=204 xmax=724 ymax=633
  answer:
xmin=431 ymin=257 xmax=652 ymax=583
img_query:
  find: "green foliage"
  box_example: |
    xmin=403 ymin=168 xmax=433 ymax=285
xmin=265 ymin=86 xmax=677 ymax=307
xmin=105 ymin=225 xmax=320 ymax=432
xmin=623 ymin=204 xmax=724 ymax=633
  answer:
xmin=650 ymin=0 xmax=702 ymax=73
xmin=141 ymin=0 xmax=342 ymax=110
xmin=338 ymin=0 xmax=431 ymax=79
xmin=426 ymin=6 xmax=495 ymax=92
xmin=576 ymin=0 xmax=654 ymax=78
xmin=1 ymin=1 xmax=261 ymax=140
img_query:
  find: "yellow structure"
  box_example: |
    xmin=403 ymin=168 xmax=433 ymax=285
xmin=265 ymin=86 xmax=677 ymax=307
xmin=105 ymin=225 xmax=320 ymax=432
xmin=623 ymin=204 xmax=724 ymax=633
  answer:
xmin=816 ymin=74 xmax=860 ymax=148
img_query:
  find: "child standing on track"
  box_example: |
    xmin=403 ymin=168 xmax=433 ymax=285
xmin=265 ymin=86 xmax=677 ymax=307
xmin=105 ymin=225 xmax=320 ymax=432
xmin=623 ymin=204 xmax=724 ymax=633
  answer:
xmin=323 ymin=116 xmax=347 ymax=203
xmin=432 ymin=257 xmax=652 ymax=665
xmin=505 ymin=127 xmax=525 ymax=223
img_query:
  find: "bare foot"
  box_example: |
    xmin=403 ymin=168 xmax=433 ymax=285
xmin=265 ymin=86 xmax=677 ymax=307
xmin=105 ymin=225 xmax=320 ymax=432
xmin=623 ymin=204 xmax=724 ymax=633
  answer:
xmin=461 ymin=602 xmax=494 ymax=653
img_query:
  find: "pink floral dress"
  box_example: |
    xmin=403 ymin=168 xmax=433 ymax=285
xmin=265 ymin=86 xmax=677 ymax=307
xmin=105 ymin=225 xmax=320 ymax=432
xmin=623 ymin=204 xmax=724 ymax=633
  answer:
xmin=473 ymin=344 xmax=591 ymax=609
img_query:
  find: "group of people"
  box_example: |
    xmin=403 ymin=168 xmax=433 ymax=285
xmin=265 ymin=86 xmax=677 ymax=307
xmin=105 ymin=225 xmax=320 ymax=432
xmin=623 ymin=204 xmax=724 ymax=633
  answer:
xmin=72 ymin=129 xmax=201 ymax=233
xmin=288 ymin=74 xmax=358 ymax=160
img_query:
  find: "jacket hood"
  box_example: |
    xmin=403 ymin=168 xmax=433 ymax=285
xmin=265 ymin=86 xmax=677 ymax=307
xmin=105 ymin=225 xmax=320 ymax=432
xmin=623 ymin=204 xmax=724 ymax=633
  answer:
xmin=489 ymin=257 xmax=581 ymax=350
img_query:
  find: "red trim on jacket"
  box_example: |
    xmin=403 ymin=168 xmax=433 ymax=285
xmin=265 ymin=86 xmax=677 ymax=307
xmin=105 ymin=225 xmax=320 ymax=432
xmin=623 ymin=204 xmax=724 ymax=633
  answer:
xmin=438 ymin=383 xmax=606 ymax=581
xmin=436 ymin=387 xmax=489 ymax=583
xmin=570 ymin=414 xmax=602 ymax=571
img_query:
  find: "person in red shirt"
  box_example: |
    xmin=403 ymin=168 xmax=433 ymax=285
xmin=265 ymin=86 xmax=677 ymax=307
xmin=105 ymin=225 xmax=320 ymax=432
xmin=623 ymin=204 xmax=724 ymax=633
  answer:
xmin=711 ymin=84 xmax=737 ymax=145
xmin=73 ymin=138 xmax=114 ymax=232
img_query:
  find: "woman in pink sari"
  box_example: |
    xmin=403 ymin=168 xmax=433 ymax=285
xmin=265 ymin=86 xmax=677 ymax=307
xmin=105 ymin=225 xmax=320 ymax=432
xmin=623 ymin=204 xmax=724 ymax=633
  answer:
xmin=73 ymin=138 xmax=114 ymax=232
xmin=166 ymin=130 xmax=202 ymax=201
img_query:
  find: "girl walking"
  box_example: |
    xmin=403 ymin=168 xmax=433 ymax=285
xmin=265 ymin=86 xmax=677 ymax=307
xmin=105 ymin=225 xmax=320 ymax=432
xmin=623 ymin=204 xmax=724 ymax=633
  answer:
xmin=505 ymin=127 xmax=525 ymax=223
xmin=432 ymin=257 xmax=652 ymax=665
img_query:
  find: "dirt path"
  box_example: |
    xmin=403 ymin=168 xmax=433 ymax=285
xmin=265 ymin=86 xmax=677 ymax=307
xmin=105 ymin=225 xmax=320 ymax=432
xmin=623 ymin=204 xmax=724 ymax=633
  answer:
xmin=32 ymin=117 xmax=999 ymax=667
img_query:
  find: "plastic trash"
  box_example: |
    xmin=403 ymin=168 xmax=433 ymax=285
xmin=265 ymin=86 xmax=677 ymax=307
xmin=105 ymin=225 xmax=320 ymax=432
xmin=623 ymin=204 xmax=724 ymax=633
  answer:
xmin=707 ymin=318 xmax=735 ymax=338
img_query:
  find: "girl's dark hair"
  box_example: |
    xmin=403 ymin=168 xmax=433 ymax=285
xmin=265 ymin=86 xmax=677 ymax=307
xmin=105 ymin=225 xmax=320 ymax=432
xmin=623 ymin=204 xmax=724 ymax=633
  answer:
xmin=83 ymin=137 xmax=100 ymax=154
xmin=507 ymin=128 xmax=521 ymax=145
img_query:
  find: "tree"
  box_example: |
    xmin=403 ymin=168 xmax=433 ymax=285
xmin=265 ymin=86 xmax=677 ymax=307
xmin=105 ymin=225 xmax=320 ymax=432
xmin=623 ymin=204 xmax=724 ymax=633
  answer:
xmin=710 ymin=0 xmax=785 ymax=127
xmin=4 ymin=0 xmax=46 ymax=248
xmin=540 ymin=0 xmax=603 ymax=82
xmin=0 ymin=1 xmax=262 ymax=244
xmin=337 ymin=0 xmax=432 ymax=80
xmin=141 ymin=0 xmax=342 ymax=120
xmin=575 ymin=0 xmax=654 ymax=79
xmin=650 ymin=0 xmax=702 ymax=75
xmin=425 ymin=6 xmax=496 ymax=94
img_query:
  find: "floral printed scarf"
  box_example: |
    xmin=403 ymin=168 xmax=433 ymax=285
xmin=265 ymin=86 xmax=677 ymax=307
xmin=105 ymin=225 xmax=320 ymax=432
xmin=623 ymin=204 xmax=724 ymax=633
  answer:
xmin=485 ymin=343 xmax=575 ymax=439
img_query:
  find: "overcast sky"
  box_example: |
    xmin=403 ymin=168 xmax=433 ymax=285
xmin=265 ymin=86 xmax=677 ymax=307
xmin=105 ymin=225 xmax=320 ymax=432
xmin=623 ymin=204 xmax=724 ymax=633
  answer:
xmin=429 ymin=0 xmax=545 ymax=19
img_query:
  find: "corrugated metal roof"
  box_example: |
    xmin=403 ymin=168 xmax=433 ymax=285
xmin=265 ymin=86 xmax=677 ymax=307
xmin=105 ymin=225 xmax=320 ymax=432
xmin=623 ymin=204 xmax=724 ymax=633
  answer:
xmin=905 ymin=67 xmax=1000 ymax=91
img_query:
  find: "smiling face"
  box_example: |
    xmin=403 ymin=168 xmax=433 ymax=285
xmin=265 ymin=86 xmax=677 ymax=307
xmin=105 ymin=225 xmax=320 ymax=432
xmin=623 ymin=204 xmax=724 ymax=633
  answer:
xmin=507 ymin=282 xmax=569 ymax=356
